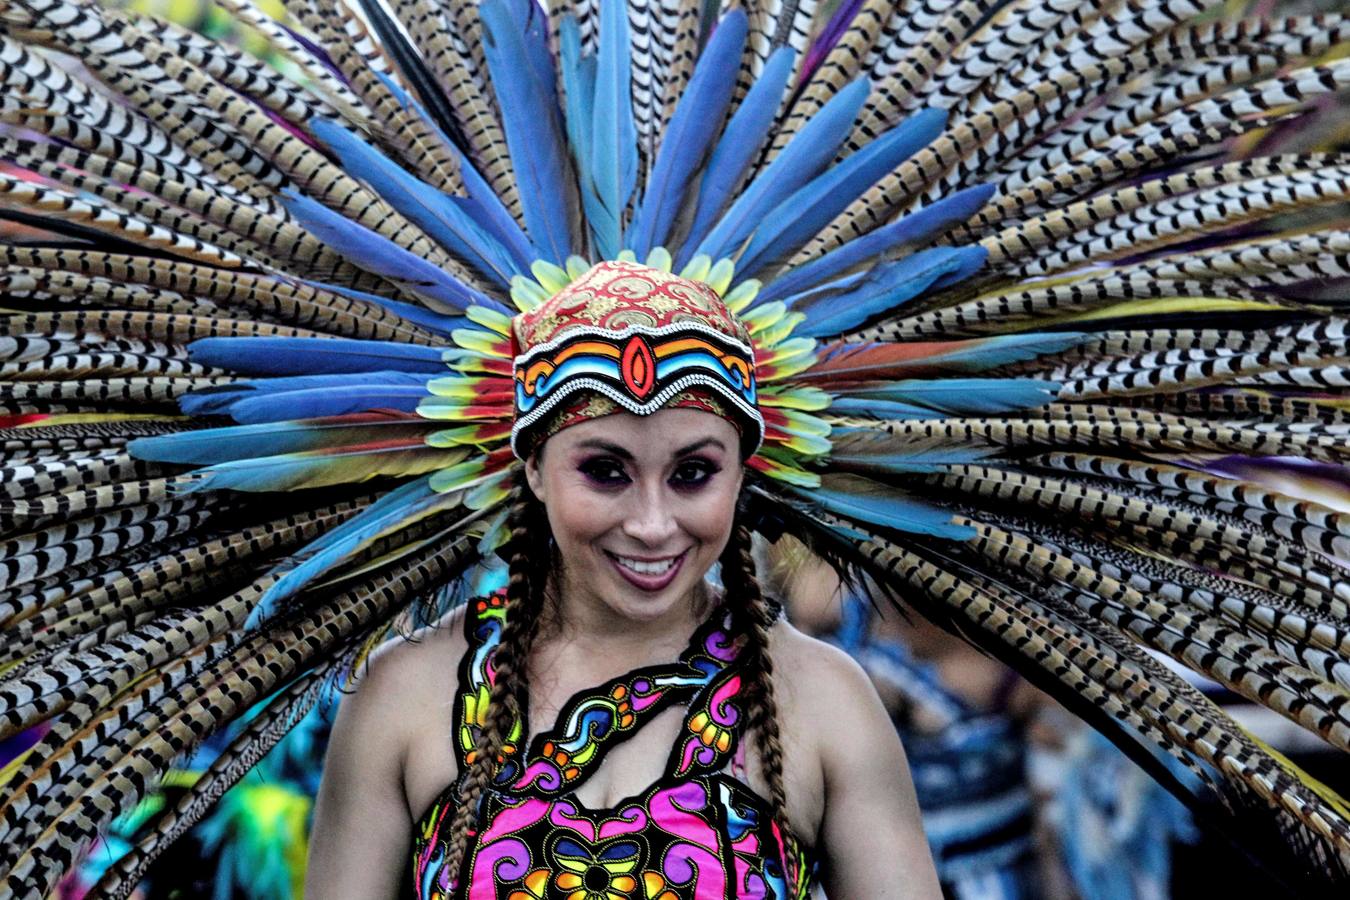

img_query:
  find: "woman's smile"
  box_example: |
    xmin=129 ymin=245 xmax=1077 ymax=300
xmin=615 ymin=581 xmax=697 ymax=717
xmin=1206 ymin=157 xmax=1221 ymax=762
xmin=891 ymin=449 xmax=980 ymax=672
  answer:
xmin=525 ymin=407 xmax=743 ymax=628
xmin=604 ymin=548 xmax=689 ymax=591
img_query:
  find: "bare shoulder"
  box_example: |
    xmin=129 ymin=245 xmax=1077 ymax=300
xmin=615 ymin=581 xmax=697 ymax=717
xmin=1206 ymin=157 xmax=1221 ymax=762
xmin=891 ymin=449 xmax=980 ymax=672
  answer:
xmin=347 ymin=603 xmax=471 ymax=711
xmin=765 ymin=616 xmax=876 ymax=718
xmin=307 ymin=605 xmax=475 ymax=895
xmin=757 ymin=616 xmax=887 ymax=846
xmin=373 ymin=605 xmax=471 ymax=684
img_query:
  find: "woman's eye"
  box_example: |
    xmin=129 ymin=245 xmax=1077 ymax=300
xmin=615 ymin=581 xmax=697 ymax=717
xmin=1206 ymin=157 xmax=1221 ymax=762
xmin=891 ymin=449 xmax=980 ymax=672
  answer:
xmin=671 ymin=459 xmax=717 ymax=488
xmin=579 ymin=459 xmax=629 ymax=485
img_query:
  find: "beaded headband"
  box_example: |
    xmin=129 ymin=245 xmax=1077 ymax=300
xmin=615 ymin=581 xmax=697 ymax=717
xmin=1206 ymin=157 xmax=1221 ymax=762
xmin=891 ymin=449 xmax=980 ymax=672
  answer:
xmin=510 ymin=261 xmax=764 ymax=458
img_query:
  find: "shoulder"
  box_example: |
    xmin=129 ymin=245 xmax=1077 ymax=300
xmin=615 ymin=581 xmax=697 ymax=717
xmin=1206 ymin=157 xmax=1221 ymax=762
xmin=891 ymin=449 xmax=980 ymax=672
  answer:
xmin=764 ymin=616 xmax=904 ymax=786
xmin=752 ymin=616 xmax=894 ymax=846
xmin=356 ymin=604 xmax=472 ymax=701
xmin=333 ymin=603 xmax=474 ymax=754
xmin=765 ymin=616 xmax=877 ymax=715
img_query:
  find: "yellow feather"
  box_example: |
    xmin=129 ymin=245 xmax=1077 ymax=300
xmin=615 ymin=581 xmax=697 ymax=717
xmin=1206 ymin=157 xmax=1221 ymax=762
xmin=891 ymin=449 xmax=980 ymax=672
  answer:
xmin=1032 ymin=297 xmax=1291 ymax=326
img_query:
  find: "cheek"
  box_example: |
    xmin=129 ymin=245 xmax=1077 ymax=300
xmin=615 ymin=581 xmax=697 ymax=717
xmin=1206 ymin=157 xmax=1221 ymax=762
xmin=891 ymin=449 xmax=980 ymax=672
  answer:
xmin=541 ymin=475 xmax=619 ymax=547
xmin=679 ymin=480 xmax=740 ymax=549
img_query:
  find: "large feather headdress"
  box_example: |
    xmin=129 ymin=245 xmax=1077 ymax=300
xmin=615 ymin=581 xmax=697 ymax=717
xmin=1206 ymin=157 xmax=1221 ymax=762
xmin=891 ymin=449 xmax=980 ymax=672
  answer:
xmin=1 ymin=0 xmax=1350 ymax=893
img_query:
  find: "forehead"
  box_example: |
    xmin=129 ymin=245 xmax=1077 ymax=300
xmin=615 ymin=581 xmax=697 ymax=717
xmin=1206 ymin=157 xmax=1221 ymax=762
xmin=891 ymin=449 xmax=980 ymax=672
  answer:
xmin=541 ymin=408 xmax=740 ymax=457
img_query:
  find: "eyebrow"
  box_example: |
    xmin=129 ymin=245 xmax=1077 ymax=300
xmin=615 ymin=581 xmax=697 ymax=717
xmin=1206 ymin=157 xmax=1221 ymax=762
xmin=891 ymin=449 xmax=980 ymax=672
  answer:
xmin=574 ymin=436 xmax=727 ymax=459
xmin=674 ymin=437 xmax=725 ymax=455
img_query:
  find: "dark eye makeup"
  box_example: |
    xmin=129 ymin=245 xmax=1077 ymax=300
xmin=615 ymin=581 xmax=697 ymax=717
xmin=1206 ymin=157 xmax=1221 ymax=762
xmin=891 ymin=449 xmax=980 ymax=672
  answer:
xmin=670 ymin=457 xmax=720 ymax=489
xmin=578 ymin=456 xmax=629 ymax=486
xmin=575 ymin=454 xmax=722 ymax=489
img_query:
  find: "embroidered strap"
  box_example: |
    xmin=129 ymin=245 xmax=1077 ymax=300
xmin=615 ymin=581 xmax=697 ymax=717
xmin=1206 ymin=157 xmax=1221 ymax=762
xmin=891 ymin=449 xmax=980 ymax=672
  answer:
xmin=667 ymin=596 xmax=785 ymax=779
xmin=453 ymin=593 xmax=751 ymax=796
xmin=666 ymin=662 xmax=747 ymax=779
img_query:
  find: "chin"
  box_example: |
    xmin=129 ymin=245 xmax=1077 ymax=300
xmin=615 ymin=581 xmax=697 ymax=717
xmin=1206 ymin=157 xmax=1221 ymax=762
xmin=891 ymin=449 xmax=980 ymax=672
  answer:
xmin=595 ymin=551 xmax=710 ymax=621
xmin=603 ymin=591 xmax=688 ymax=623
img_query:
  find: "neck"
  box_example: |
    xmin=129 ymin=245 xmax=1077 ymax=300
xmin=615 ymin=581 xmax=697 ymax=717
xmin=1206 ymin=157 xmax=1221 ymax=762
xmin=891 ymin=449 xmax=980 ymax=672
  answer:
xmin=543 ymin=573 xmax=713 ymax=665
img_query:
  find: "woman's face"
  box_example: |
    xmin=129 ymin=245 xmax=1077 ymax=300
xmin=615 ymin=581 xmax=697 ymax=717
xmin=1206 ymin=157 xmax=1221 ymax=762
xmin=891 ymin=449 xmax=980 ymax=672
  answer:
xmin=524 ymin=407 xmax=743 ymax=623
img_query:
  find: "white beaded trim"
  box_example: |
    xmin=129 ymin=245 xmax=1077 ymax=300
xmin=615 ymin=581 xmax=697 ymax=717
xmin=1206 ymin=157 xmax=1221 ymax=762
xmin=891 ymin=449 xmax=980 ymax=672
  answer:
xmin=514 ymin=320 xmax=755 ymax=367
xmin=511 ymin=321 xmax=762 ymax=458
xmin=510 ymin=372 xmax=765 ymax=458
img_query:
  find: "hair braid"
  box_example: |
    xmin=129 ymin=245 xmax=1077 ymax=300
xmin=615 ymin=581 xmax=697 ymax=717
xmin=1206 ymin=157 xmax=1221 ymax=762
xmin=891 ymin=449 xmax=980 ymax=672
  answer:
xmin=442 ymin=475 xmax=549 ymax=886
xmin=718 ymin=520 xmax=800 ymax=887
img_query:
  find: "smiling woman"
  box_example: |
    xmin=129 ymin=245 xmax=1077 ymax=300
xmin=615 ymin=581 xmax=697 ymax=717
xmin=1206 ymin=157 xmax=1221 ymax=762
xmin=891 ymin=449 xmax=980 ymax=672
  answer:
xmin=528 ymin=412 xmax=740 ymax=608
xmin=302 ymin=263 xmax=941 ymax=900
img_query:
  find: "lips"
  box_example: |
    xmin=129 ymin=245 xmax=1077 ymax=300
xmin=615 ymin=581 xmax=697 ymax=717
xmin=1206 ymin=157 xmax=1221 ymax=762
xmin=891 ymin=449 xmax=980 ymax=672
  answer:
xmin=604 ymin=549 xmax=688 ymax=592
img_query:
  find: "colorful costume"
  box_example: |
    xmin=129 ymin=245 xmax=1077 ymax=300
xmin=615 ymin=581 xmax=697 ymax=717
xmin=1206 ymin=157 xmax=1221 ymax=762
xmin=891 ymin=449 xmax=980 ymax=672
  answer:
xmin=410 ymin=593 xmax=810 ymax=900
xmin=1 ymin=0 xmax=1350 ymax=894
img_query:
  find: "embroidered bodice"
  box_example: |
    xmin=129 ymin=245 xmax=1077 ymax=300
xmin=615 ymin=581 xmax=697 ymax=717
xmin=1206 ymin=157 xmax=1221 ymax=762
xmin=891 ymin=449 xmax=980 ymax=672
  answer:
xmin=410 ymin=592 xmax=815 ymax=899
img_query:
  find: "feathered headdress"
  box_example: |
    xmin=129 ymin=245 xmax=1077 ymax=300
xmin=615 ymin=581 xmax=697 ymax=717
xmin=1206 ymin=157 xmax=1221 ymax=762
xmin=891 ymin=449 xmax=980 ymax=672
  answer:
xmin=2 ymin=0 xmax=1350 ymax=893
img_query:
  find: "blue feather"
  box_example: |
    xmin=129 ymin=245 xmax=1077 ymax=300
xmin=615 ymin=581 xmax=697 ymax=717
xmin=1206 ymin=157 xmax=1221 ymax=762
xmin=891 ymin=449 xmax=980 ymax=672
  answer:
xmin=913 ymin=332 xmax=1089 ymax=372
xmin=811 ymin=333 xmax=1088 ymax=379
xmin=279 ymin=189 xmax=506 ymax=314
xmin=310 ymin=118 xmax=523 ymax=287
xmin=222 ymin=387 xmax=432 ymax=424
xmin=757 ymin=183 xmax=995 ymax=303
xmin=188 ymin=337 xmax=448 ymax=376
xmin=369 ymin=72 xmax=543 ymax=270
xmin=588 ymin=0 xmax=639 ymax=258
xmin=129 ymin=416 xmax=428 ymax=465
xmin=678 ymin=47 xmax=794 ymax=265
xmin=446 ymin=180 xmax=538 ymax=276
xmin=692 ymin=77 xmax=872 ymax=263
xmin=790 ymin=475 xmax=975 ymax=539
xmin=300 ymin=475 xmax=440 ymax=559
xmin=625 ymin=10 xmax=746 ymax=257
xmin=828 ymin=426 xmax=997 ymax=472
xmin=835 ymin=378 xmax=1061 ymax=415
xmin=247 ymin=476 xmax=443 ymax=629
xmin=512 ymin=0 xmax=560 ymax=108
xmin=480 ymin=0 xmax=578 ymax=263
xmin=826 ymin=397 xmax=946 ymax=419
xmin=180 ymin=372 xmax=434 ymax=422
xmin=180 ymin=442 xmax=449 ymax=494
xmin=256 ymin=463 xmax=500 ymax=622
xmin=298 ymin=279 xmax=467 ymax=337
xmin=559 ymin=16 xmax=595 ymax=181
xmin=793 ymin=246 xmax=987 ymax=337
xmin=734 ymin=108 xmax=948 ymax=277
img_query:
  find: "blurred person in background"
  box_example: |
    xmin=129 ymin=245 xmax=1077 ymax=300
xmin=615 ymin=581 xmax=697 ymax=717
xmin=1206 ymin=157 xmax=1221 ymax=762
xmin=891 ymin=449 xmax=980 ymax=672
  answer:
xmin=771 ymin=544 xmax=1197 ymax=900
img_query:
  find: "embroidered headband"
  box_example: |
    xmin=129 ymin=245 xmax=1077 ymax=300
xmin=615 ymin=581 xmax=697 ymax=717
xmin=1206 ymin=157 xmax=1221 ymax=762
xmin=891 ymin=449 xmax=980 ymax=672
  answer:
xmin=510 ymin=260 xmax=764 ymax=458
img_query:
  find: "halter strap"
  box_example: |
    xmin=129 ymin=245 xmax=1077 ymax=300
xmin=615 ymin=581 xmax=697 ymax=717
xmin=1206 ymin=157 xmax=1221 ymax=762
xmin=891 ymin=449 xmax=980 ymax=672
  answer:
xmin=454 ymin=591 xmax=750 ymax=798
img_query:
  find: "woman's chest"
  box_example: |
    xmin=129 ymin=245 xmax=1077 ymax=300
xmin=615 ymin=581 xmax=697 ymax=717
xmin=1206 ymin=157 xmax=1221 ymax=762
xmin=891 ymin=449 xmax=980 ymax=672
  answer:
xmin=414 ymin=775 xmax=797 ymax=900
xmin=529 ymin=702 xmax=689 ymax=809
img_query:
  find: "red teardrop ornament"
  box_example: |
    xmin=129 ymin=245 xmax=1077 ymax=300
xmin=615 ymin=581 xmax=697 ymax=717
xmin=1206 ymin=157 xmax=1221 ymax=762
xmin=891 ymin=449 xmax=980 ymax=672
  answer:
xmin=621 ymin=335 xmax=657 ymax=400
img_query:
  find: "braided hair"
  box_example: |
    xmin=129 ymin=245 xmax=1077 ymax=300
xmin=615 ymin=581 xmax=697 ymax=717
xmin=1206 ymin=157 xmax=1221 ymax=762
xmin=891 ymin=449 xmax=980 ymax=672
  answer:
xmin=441 ymin=474 xmax=549 ymax=886
xmin=718 ymin=518 xmax=801 ymax=887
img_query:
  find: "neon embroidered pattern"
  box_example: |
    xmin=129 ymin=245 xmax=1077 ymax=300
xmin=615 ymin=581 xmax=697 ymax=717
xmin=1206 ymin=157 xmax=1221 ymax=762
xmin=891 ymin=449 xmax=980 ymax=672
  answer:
xmin=410 ymin=594 xmax=815 ymax=899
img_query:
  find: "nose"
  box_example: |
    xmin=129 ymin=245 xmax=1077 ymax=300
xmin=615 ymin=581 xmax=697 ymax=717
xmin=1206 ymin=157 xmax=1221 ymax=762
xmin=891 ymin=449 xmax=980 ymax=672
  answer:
xmin=621 ymin=482 xmax=679 ymax=548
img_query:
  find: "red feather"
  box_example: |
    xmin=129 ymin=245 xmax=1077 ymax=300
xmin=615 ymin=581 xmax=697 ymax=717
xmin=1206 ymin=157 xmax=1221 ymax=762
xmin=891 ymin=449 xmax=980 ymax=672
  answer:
xmin=798 ymin=340 xmax=985 ymax=382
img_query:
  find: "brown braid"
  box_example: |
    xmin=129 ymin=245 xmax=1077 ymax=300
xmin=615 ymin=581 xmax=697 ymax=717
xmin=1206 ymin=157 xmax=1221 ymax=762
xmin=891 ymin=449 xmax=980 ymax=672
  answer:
xmin=442 ymin=474 xmax=549 ymax=886
xmin=718 ymin=520 xmax=801 ymax=887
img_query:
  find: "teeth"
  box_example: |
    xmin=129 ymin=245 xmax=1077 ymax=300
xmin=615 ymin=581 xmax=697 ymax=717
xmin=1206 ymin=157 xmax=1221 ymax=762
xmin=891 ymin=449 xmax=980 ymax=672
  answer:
xmin=614 ymin=554 xmax=678 ymax=576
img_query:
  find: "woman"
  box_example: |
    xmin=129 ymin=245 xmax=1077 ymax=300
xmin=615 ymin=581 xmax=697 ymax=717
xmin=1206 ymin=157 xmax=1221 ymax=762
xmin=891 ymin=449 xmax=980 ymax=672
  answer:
xmin=304 ymin=262 xmax=941 ymax=898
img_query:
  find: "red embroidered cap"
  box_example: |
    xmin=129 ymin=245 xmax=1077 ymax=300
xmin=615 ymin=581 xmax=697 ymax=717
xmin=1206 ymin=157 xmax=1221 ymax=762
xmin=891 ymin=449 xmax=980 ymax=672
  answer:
xmin=510 ymin=261 xmax=763 ymax=458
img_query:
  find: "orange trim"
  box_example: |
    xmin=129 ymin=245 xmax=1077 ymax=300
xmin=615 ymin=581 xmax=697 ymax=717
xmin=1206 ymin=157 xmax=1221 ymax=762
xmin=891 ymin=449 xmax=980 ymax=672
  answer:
xmin=652 ymin=337 xmax=725 ymax=358
xmin=552 ymin=340 xmax=622 ymax=364
xmin=518 ymin=359 xmax=556 ymax=392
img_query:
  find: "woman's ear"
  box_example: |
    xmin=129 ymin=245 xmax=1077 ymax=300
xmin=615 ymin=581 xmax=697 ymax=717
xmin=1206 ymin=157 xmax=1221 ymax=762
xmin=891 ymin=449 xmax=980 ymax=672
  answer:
xmin=524 ymin=452 xmax=545 ymax=502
